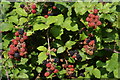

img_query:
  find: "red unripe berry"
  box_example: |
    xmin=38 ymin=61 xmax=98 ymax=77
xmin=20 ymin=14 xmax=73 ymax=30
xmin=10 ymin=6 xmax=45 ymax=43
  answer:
xmin=89 ymin=40 xmax=95 ymax=45
xmin=44 ymin=15 xmax=48 ymax=18
xmin=13 ymin=40 xmax=18 ymax=45
xmin=31 ymin=10 xmax=36 ymax=14
xmin=20 ymin=38 xmax=24 ymax=42
xmin=48 ymin=11 xmax=51 ymax=14
xmin=9 ymin=44 xmax=14 ymax=48
xmin=50 ymin=66 xmax=55 ymax=70
xmin=86 ymin=17 xmax=90 ymax=22
xmin=15 ymin=31 xmax=19 ymax=36
xmin=12 ymin=39 xmax=15 ymax=42
xmin=8 ymin=50 xmax=14 ymax=55
xmin=20 ymin=52 xmax=24 ymax=56
xmin=23 ymin=36 xmax=28 ymax=40
xmin=53 ymin=69 xmax=59 ymax=73
xmin=52 ymin=6 xmax=57 ymax=9
xmin=16 ymin=37 xmax=20 ymax=41
xmin=20 ymin=48 xmax=25 ymax=52
xmin=72 ymin=55 xmax=76 ymax=58
xmin=31 ymin=4 xmax=36 ymax=9
xmin=88 ymin=22 xmax=95 ymax=27
xmin=23 ymin=32 xmax=27 ymax=36
xmin=96 ymin=21 xmax=102 ymax=25
xmin=68 ymin=65 xmax=74 ymax=68
xmin=93 ymin=9 xmax=99 ymax=14
xmin=95 ymin=15 xmax=99 ymax=19
xmin=9 ymin=55 xmax=14 ymax=59
xmin=44 ymin=72 xmax=50 ymax=77
xmin=13 ymin=47 xmax=18 ymax=51
xmin=21 ymin=43 xmax=26 ymax=48
xmin=46 ymin=63 xmax=51 ymax=68
xmin=94 ymin=19 xmax=99 ymax=23
xmin=69 ymin=68 xmax=75 ymax=71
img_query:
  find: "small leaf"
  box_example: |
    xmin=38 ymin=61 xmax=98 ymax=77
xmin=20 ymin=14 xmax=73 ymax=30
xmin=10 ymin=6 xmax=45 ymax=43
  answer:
xmin=65 ymin=41 xmax=76 ymax=50
xmin=33 ymin=23 xmax=49 ymax=31
xmin=15 ymin=8 xmax=27 ymax=16
xmin=0 ymin=22 xmax=13 ymax=31
xmin=68 ymin=57 xmax=75 ymax=63
xmin=18 ymin=17 xmax=28 ymax=25
xmin=18 ymin=58 xmax=28 ymax=65
xmin=8 ymin=16 xmax=18 ymax=24
xmin=37 ymin=52 xmax=48 ymax=64
xmin=18 ymin=73 xmax=28 ymax=78
xmin=92 ymin=68 xmax=101 ymax=78
xmin=57 ymin=46 xmax=66 ymax=53
xmin=36 ymin=67 xmax=42 ymax=73
xmin=59 ymin=69 xmax=66 ymax=75
xmin=37 ymin=46 xmax=47 ymax=51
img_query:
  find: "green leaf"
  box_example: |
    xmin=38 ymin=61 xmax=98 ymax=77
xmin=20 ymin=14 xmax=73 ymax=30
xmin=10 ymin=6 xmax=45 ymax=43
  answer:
xmin=0 ymin=22 xmax=13 ymax=31
xmin=85 ymin=66 xmax=93 ymax=75
xmin=96 ymin=61 xmax=106 ymax=67
xmin=15 ymin=8 xmax=27 ymax=16
xmin=18 ymin=17 xmax=28 ymax=25
xmin=12 ymin=69 xmax=19 ymax=76
xmin=8 ymin=16 xmax=18 ymax=24
xmin=50 ymin=52 xmax=56 ymax=56
xmin=79 ymin=51 xmax=87 ymax=61
xmin=57 ymin=46 xmax=66 ymax=53
xmin=59 ymin=69 xmax=66 ymax=75
xmin=92 ymin=68 xmax=101 ymax=78
xmin=65 ymin=41 xmax=76 ymax=50
xmin=18 ymin=58 xmax=28 ymax=65
xmin=106 ymin=53 xmax=118 ymax=72
xmin=18 ymin=73 xmax=28 ymax=78
xmin=113 ymin=68 xmax=118 ymax=78
xmin=80 ymin=32 xmax=87 ymax=40
xmin=19 ymin=69 xmax=28 ymax=74
xmin=33 ymin=23 xmax=49 ymax=31
xmin=36 ymin=67 xmax=42 ymax=73
xmin=27 ymin=31 xmax=34 ymax=36
xmin=37 ymin=52 xmax=48 ymax=64
xmin=50 ymin=26 xmax=63 ymax=39
xmin=37 ymin=46 xmax=47 ymax=51
xmin=68 ymin=57 xmax=75 ymax=63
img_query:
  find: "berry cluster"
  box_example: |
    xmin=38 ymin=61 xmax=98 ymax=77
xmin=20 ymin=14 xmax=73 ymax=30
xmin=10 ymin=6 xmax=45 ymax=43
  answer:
xmin=86 ymin=9 xmax=102 ymax=29
xmin=68 ymin=50 xmax=82 ymax=61
xmin=20 ymin=3 xmax=37 ymax=14
xmin=44 ymin=62 xmax=59 ymax=77
xmin=8 ymin=29 xmax=28 ymax=59
xmin=62 ymin=64 xmax=76 ymax=78
xmin=44 ymin=6 xmax=57 ymax=18
xmin=83 ymin=34 xmax=96 ymax=55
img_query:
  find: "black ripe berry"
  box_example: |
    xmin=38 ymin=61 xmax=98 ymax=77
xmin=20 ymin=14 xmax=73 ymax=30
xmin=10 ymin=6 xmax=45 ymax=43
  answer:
xmin=79 ymin=73 xmax=85 ymax=77
xmin=69 ymin=51 xmax=74 ymax=56
xmin=42 ymin=60 xmax=47 ymax=65
xmin=54 ymin=58 xmax=59 ymax=63
xmin=76 ymin=54 xmax=82 ymax=61
xmin=86 ymin=39 xmax=90 ymax=43
xmin=14 ymin=52 xmax=20 ymax=58
xmin=20 ymin=4 xmax=25 ymax=8
xmin=18 ymin=29 xmax=24 ymax=35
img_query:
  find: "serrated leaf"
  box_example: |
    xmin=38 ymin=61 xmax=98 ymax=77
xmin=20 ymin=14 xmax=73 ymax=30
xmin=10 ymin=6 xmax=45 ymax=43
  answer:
xmin=59 ymin=69 xmax=66 ymax=75
xmin=18 ymin=17 xmax=28 ymax=25
xmin=65 ymin=41 xmax=76 ymax=50
xmin=37 ymin=46 xmax=47 ymax=51
xmin=37 ymin=52 xmax=48 ymax=64
xmin=8 ymin=16 xmax=18 ymax=24
xmin=57 ymin=46 xmax=66 ymax=53
xmin=15 ymin=8 xmax=27 ymax=16
xmin=33 ymin=23 xmax=49 ymax=31
xmin=36 ymin=67 xmax=42 ymax=73
xmin=0 ymin=22 xmax=13 ymax=31
xmin=92 ymin=68 xmax=101 ymax=78
xmin=106 ymin=53 xmax=118 ymax=72
xmin=18 ymin=58 xmax=28 ymax=65
xmin=96 ymin=61 xmax=106 ymax=67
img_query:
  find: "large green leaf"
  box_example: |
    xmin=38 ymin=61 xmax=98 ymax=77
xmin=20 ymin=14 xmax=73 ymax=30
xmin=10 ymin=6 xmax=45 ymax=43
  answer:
xmin=37 ymin=46 xmax=47 ymax=51
xmin=36 ymin=67 xmax=42 ymax=73
xmin=57 ymin=46 xmax=66 ymax=53
xmin=33 ymin=23 xmax=49 ymax=31
xmin=92 ymin=68 xmax=101 ymax=78
xmin=18 ymin=17 xmax=28 ymax=25
xmin=8 ymin=16 xmax=18 ymax=24
xmin=37 ymin=52 xmax=48 ymax=64
xmin=65 ymin=41 xmax=76 ymax=50
xmin=106 ymin=53 xmax=118 ymax=72
xmin=0 ymin=22 xmax=13 ymax=31
xmin=15 ymin=8 xmax=27 ymax=16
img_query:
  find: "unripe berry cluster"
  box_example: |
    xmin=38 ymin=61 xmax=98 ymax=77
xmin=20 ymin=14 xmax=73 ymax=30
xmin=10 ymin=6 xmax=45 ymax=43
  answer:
xmin=68 ymin=50 xmax=82 ymax=61
xmin=8 ymin=29 xmax=28 ymax=60
xmin=44 ymin=5 xmax=57 ymax=18
xmin=83 ymin=34 xmax=96 ymax=55
xmin=20 ymin=3 xmax=37 ymax=14
xmin=44 ymin=62 xmax=59 ymax=77
xmin=86 ymin=9 xmax=102 ymax=29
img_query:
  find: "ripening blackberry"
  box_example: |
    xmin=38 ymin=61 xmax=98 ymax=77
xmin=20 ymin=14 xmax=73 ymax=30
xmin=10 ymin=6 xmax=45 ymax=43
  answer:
xmin=20 ymin=4 xmax=25 ymax=8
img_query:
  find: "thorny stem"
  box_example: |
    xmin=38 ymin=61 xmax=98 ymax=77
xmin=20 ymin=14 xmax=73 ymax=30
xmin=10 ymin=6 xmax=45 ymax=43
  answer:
xmin=47 ymin=30 xmax=51 ymax=60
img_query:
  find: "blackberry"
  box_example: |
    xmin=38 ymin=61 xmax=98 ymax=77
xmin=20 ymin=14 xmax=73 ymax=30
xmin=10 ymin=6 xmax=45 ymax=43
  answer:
xmin=86 ymin=39 xmax=90 ymax=43
xmin=79 ymin=73 xmax=85 ymax=77
xmin=14 ymin=52 xmax=20 ymax=58
xmin=74 ymin=50 xmax=78 ymax=53
xmin=48 ymin=13 xmax=54 ymax=16
xmin=20 ymin=4 xmax=25 ymax=8
xmin=76 ymin=54 xmax=82 ymax=61
xmin=69 ymin=51 xmax=74 ymax=56
xmin=42 ymin=60 xmax=47 ymax=65
xmin=54 ymin=58 xmax=59 ymax=63
xmin=18 ymin=29 xmax=24 ymax=35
